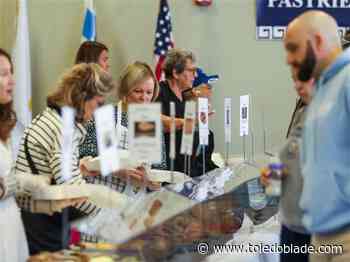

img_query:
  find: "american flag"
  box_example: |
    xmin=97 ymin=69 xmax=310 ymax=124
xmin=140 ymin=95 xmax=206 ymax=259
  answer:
xmin=154 ymin=0 xmax=174 ymax=81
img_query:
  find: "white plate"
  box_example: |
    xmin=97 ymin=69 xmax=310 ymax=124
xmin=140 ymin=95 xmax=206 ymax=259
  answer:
xmin=147 ymin=170 xmax=191 ymax=184
xmin=82 ymin=150 xmax=140 ymax=172
xmin=32 ymin=185 xmax=90 ymax=200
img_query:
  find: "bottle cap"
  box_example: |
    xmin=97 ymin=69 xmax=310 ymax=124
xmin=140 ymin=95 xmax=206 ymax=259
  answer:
xmin=268 ymin=163 xmax=284 ymax=170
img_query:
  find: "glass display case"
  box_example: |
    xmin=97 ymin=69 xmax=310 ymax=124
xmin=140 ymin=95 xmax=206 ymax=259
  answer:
xmin=29 ymin=167 xmax=279 ymax=262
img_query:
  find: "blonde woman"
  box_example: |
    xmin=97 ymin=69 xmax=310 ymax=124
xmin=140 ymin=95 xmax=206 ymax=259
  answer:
xmin=15 ymin=63 xmax=117 ymax=254
xmin=79 ymin=61 xmax=167 ymax=195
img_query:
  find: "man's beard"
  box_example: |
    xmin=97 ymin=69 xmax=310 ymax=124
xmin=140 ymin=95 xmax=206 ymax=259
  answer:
xmin=297 ymin=41 xmax=317 ymax=82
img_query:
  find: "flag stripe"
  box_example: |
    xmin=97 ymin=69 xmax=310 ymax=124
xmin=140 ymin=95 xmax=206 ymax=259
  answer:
xmin=154 ymin=0 xmax=174 ymax=81
xmin=155 ymin=55 xmax=165 ymax=81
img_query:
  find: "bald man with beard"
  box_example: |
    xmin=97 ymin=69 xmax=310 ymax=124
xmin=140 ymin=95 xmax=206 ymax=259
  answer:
xmin=284 ymin=11 xmax=349 ymax=262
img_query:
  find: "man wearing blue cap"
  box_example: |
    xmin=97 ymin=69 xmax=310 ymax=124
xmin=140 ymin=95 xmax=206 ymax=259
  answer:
xmin=183 ymin=68 xmax=219 ymax=101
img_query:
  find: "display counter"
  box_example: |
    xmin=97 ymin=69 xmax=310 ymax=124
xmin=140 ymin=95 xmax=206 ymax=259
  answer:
xmin=29 ymin=166 xmax=279 ymax=262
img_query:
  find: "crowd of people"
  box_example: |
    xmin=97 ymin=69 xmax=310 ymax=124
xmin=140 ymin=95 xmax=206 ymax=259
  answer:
xmin=0 ymin=36 xmax=218 ymax=260
xmin=1 ymin=9 xmax=350 ymax=262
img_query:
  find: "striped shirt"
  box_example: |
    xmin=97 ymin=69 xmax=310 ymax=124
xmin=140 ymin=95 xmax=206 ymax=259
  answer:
xmin=15 ymin=107 xmax=99 ymax=215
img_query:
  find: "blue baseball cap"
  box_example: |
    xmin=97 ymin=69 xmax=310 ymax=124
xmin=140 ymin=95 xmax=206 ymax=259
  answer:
xmin=193 ymin=68 xmax=219 ymax=87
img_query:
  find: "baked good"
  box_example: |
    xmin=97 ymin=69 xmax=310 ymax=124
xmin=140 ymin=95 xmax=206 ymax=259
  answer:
xmin=148 ymin=199 xmax=162 ymax=216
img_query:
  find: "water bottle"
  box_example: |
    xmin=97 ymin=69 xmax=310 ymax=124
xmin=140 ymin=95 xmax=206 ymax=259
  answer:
xmin=265 ymin=162 xmax=284 ymax=196
xmin=247 ymin=178 xmax=267 ymax=210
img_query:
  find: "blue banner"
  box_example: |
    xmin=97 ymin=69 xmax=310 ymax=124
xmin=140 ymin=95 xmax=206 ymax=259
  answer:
xmin=256 ymin=0 xmax=350 ymax=40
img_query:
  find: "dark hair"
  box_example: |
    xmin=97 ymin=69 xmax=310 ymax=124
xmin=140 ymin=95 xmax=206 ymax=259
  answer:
xmin=47 ymin=63 xmax=115 ymax=123
xmin=163 ymin=49 xmax=196 ymax=79
xmin=286 ymin=98 xmax=305 ymax=138
xmin=0 ymin=48 xmax=16 ymax=141
xmin=75 ymin=41 xmax=108 ymax=64
xmin=342 ymin=30 xmax=350 ymax=50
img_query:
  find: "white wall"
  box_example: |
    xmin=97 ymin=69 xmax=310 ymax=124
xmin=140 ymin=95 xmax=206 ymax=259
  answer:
xmin=28 ymin=0 xmax=296 ymax=156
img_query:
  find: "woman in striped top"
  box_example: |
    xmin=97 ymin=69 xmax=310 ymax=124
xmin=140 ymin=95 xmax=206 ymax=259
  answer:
xmin=0 ymin=48 xmax=88 ymax=261
xmin=15 ymin=63 xmax=116 ymax=255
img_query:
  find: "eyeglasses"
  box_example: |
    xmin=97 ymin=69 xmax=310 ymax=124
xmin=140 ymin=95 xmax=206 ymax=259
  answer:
xmin=342 ymin=35 xmax=350 ymax=49
xmin=184 ymin=67 xmax=197 ymax=74
xmin=342 ymin=38 xmax=350 ymax=49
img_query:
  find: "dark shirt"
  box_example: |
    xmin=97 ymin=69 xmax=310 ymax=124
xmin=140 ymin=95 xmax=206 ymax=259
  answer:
xmin=156 ymin=80 xmax=186 ymax=172
xmin=156 ymin=80 xmax=218 ymax=175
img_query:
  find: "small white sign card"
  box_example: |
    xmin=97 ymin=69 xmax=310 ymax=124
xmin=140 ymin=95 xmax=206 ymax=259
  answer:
xmin=181 ymin=101 xmax=196 ymax=156
xmin=94 ymin=104 xmax=119 ymax=176
xmin=240 ymin=95 xmax=250 ymax=137
xmin=61 ymin=106 xmax=75 ymax=181
xmin=116 ymin=100 xmax=123 ymax=142
xmin=197 ymin=97 xmax=209 ymax=146
xmin=224 ymin=97 xmax=232 ymax=143
xmin=128 ymin=103 xmax=162 ymax=164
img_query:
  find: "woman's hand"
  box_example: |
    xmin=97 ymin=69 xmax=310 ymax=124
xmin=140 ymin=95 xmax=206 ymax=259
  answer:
xmin=112 ymin=168 xmax=146 ymax=186
xmin=193 ymin=84 xmax=212 ymax=98
xmin=147 ymin=181 xmax=162 ymax=191
xmin=79 ymin=162 xmax=100 ymax=177
xmin=113 ymin=167 xmax=162 ymax=191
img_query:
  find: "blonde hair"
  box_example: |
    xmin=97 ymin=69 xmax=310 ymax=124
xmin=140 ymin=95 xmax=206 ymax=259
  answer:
xmin=118 ymin=61 xmax=158 ymax=102
xmin=47 ymin=63 xmax=115 ymax=122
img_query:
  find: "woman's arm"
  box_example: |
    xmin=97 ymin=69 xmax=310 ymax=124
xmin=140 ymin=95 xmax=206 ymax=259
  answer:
xmin=48 ymin=140 xmax=100 ymax=215
xmin=0 ymin=175 xmax=16 ymax=200
xmin=161 ymin=114 xmax=184 ymax=133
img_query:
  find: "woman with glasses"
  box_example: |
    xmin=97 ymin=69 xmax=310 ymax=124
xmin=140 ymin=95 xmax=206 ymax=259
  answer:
xmin=155 ymin=49 xmax=197 ymax=173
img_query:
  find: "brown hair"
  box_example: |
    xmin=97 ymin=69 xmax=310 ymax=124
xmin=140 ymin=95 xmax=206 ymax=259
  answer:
xmin=0 ymin=48 xmax=16 ymax=142
xmin=47 ymin=63 xmax=115 ymax=123
xmin=75 ymin=41 xmax=108 ymax=64
xmin=118 ymin=61 xmax=159 ymax=102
